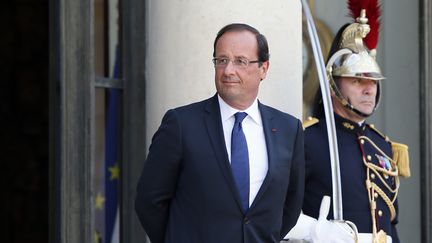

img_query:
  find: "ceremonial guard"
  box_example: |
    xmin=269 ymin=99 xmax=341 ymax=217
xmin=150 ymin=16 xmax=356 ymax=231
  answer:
xmin=286 ymin=0 xmax=410 ymax=242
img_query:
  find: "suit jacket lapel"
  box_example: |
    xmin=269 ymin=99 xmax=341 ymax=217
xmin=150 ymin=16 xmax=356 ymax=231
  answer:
xmin=250 ymin=102 xmax=277 ymax=209
xmin=204 ymin=95 xmax=244 ymax=211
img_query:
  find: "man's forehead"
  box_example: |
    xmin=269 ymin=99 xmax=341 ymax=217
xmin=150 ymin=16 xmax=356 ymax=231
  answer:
xmin=216 ymin=31 xmax=258 ymax=53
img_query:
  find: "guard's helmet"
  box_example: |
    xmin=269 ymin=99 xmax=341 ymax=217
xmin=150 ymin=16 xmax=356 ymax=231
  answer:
xmin=326 ymin=9 xmax=384 ymax=118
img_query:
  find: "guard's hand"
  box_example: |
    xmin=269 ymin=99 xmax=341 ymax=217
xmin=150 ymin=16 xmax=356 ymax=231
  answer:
xmin=310 ymin=196 xmax=357 ymax=243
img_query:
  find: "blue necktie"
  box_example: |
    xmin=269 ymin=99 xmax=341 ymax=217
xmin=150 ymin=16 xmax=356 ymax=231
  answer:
xmin=231 ymin=112 xmax=249 ymax=212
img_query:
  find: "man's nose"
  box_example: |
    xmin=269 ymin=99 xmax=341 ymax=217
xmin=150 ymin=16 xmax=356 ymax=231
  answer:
xmin=363 ymin=81 xmax=376 ymax=94
xmin=223 ymin=60 xmax=236 ymax=74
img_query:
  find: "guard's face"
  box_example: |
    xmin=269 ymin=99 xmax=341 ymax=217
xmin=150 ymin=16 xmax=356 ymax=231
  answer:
xmin=214 ymin=30 xmax=269 ymax=110
xmin=335 ymin=77 xmax=377 ymax=121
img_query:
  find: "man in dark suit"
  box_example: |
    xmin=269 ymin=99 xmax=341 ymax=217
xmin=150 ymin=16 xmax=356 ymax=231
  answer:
xmin=135 ymin=23 xmax=305 ymax=243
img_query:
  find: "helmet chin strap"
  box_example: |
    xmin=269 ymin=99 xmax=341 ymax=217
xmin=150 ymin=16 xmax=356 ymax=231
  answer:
xmin=342 ymin=98 xmax=375 ymax=118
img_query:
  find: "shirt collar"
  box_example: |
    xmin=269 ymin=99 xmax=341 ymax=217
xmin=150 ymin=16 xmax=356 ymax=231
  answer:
xmin=218 ymin=95 xmax=262 ymax=125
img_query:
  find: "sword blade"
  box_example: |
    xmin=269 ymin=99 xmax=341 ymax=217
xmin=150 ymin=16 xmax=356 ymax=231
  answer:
xmin=300 ymin=0 xmax=344 ymax=220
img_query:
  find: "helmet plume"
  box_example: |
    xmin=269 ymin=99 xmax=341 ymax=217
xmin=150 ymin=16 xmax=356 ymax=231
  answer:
xmin=347 ymin=0 xmax=381 ymax=50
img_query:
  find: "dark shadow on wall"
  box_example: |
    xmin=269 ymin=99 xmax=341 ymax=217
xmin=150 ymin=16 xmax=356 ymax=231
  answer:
xmin=0 ymin=1 xmax=48 ymax=242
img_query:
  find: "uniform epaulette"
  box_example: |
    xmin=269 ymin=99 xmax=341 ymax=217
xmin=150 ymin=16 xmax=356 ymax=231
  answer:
xmin=367 ymin=124 xmax=411 ymax=178
xmin=391 ymin=141 xmax=411 ymax=178
xmin=302 ymin=117 xmax=319 ymax=130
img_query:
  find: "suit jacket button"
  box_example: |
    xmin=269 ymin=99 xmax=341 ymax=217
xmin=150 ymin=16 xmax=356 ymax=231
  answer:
xmin=244 ymin=217 xmax=250 ymax=224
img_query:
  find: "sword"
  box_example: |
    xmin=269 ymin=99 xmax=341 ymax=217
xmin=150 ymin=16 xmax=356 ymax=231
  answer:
xmin=300 ymin=0 xmax=344 ymax=220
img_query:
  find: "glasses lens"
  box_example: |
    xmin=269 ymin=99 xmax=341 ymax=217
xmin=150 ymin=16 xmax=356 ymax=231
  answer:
xmin=233 ymin=58 xmax=248 ymax=67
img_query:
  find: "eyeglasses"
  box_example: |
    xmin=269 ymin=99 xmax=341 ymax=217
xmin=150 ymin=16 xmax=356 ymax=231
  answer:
xmin=212 ymin=57 xmax=261 ymax=68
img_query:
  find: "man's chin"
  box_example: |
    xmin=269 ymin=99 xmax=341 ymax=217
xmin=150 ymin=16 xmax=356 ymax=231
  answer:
xmin=357 ymin=104 xmax=375 ymax=115
xmin=358 ymin=108 xmax=374 ymax=117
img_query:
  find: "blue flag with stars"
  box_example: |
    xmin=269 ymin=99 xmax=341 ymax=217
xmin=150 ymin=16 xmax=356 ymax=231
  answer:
xmin=105 ymin=46 xmax=121 ymax=243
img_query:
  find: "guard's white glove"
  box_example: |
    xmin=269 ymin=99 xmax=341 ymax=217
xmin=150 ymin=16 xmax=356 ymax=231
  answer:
xmin=284 ymin=196 xmax=357 ymax=243
xmin=310 ymin=196 xmax=357 ymax=243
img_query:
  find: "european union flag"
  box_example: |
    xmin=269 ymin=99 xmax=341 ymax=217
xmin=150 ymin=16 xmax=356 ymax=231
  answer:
xmin=105 ymin=46 xmax=121 ymax=243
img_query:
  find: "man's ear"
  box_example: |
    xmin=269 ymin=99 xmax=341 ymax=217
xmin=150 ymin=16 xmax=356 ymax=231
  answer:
xmin=260 ymin=61 xmax=269 ymax=80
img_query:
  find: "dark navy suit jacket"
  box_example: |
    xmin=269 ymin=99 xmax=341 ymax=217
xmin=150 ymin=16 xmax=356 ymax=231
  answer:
xmin=135 ymin=95 xmax=305 ymax=243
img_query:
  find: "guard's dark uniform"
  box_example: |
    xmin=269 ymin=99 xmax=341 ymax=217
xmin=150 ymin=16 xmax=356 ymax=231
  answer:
xmin=302 ymin=113 xmax=404 ymax=243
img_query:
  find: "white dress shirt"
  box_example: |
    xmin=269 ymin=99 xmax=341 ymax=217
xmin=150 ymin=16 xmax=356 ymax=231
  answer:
xmin=218 ymin=95 xmax=269 ymax=206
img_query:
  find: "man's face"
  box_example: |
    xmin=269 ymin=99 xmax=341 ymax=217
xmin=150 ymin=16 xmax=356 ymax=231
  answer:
xmin=214 ymin=30 xmax=269 ymax=110
xmin=333 ymin=77 xmax=378 ymax=122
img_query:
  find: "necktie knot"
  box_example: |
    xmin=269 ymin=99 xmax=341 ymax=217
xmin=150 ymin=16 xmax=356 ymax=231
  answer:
xmin=234 ymin=112 xmax=248 ymax=124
